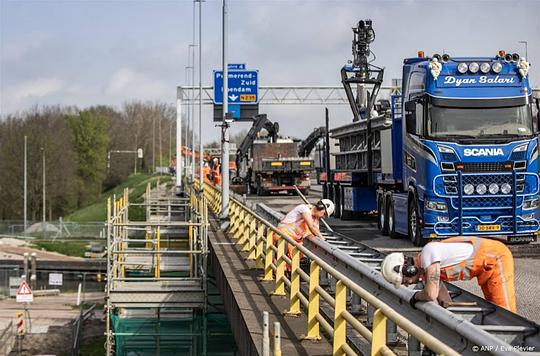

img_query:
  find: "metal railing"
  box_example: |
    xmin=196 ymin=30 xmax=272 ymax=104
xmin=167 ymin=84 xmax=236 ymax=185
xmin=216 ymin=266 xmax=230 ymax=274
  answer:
xmin=201 ymin=182 xmax=458 ymax=355
xmin=0 ymin=220 xmax=105 ymax=239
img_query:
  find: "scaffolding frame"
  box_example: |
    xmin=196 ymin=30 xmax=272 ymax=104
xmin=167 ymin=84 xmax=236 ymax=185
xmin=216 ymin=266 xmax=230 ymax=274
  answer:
xmin=105 ymin=182 xmax=209 ymax=355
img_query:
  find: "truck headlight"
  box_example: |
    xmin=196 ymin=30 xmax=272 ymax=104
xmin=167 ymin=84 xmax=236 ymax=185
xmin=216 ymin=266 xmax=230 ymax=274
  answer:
xmin=457 ymin=62 xmax=468 ymax=74
xmin=491 ymin=62 xmax=503 ymax=73
xmin=489 ymin=183 xmax=499 ymax=194
xmin=469 ymin=62 xmax=479 ymax=73
xmin=464 ymin=184 xmax=474 ymax=195
xmin=513 ymin=143 xmax=528 ymax=153
xmin=437 ymin=145 xmax=455 ymax=153
xmin=425 ymin=200 xmax=448 ymax=212
xmin=501 ymin=183 xmax=512 ymax=194
xmin=476 ymin=184 xmax=487 ymax=195
xmin=523 ymin=198 xmax=539 ymax=210
xmin=480 ymin=62 xmax=491 ymax=73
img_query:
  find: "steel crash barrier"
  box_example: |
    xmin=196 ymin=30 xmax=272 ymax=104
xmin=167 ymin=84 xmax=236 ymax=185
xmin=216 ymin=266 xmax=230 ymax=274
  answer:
xmin=198 ymin=182 xmax=458 ymax=356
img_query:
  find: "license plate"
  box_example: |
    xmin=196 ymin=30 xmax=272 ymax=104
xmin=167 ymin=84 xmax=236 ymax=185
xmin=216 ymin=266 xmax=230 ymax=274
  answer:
xmin=478 ymin=224 xmax=501 ymax=232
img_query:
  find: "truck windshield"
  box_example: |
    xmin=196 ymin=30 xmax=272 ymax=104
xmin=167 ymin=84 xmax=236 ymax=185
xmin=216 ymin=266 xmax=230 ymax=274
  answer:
xmin=427 ymin=105 xmax=533 ymax=139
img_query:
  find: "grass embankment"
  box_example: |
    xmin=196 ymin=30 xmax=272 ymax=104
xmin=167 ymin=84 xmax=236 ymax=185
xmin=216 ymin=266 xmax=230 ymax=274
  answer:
xmin=31 ymin=240 xmax=89 ymax=257
xmin=67 ymin=174 xmax=172 ymax=222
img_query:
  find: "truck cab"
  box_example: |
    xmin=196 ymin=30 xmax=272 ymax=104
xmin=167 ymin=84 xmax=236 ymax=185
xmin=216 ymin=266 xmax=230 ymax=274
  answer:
xmin=392 ymin=52 xmax=539 ymax=245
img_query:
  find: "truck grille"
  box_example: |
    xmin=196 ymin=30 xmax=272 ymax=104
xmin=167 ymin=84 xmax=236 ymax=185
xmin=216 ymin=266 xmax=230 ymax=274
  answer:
xmin=459 ymin=162 xmax=506 ymax=172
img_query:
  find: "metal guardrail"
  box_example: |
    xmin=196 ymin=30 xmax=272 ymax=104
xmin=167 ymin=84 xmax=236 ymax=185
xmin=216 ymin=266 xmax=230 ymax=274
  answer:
xmin=201 ymin=183 xmax=458 ymax=355
xmin=256 ymin=203 xmax=540 ymax=356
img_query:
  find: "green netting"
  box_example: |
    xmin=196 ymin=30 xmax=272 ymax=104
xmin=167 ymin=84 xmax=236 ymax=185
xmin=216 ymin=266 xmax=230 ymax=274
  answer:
xmin=111 ymin=312 xmax=238 ymax=356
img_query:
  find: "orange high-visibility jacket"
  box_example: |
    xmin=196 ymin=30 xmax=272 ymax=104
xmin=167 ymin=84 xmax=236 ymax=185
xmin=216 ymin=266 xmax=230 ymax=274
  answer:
xmin=275 ymin=205 xmax=319 ymax=271
xmin=203 ymin=166 xmax=211 ymax=183
xmin=418 ymin=236 xmax=516 ymax=312
xmin=212 ymin=164 xmax=222 ymax=185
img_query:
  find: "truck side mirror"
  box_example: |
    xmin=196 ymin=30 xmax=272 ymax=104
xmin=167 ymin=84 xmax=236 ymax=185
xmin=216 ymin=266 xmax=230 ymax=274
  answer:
xmin=406 ymin=112 xmax=416 ymax=135
xmin=404 ymin=100 xmax=416 ymax=113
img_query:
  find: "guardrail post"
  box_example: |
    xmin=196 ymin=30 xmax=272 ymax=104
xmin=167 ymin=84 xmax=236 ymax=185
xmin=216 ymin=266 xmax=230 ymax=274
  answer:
xmin=407 ymin=335 xmax=422 ymax=356
xmin=273 ymin=234 xmax=286 ymax=296
xmin=333 ymin=280 xmax=346 ymax=356
xmin=286 ymin=248 xmax=301 ymax=316
xmin=350 ymin=292 xmax=362 ymax=315
xmin=366 ymin=304 xmax=375 ymax=328
xmin=371 ymin=308 xmax=387 ymax=356
xmin=255 ymin=225 xmax=265 ymax=267
xmin=262 ymin=229 xmax=274 ymax=281
xmin=273 ymin=322 xmax=282 ymax=356
xmin=262 ymin=311 xmax=270 ymax=356
xmin=304 ymin=261 xmax=321 ymax=341
xmin=386 ymin=319 xmax=398 ymax=346
xmin=320 ymin=269 xmax=329 ymax=287
xmin=328 ymin=274 xmax=336 ymax=295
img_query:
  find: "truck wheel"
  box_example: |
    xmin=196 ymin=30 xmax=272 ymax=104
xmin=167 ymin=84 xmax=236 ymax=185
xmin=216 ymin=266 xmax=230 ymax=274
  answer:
xmin=408 ymin=198 xmax=425 ymax=246
xmin=388 ymin=199 xmax=399 ymax=238
xmin=377 ymin=196 xmax=388 ymax=235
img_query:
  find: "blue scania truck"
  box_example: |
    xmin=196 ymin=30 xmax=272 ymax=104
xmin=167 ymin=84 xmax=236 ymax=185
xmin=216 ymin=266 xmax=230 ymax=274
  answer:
xmin=322 ymin=20 xmax=540 ymax=245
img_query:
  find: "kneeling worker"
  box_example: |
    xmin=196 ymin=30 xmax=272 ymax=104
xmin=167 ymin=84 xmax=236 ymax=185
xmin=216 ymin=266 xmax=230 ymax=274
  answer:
xmin=276 ymin=199 xmax=335 ymax=270
xmin=381 ymin=236 xmax=516 ymax=312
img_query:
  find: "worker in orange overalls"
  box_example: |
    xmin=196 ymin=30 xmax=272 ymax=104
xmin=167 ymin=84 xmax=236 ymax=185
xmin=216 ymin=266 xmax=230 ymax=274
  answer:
xmin=202 ymin=162 xmax=211 ymax=183
xmin=212 ymin=158 xmax=222 ymax=186
xmin=274 ymin=199 xmax=335 ymax=271
xmin=381 ymin=236 xmax=516 ymax=312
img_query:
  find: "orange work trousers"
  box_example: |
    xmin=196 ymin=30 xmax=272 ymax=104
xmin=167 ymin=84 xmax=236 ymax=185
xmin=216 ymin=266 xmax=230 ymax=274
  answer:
xmin=476 ymin=246 xmax=516 ymax=312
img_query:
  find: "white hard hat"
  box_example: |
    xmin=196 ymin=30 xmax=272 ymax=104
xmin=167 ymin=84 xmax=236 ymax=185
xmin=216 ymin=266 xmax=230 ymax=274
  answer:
xmin=319 ymin=199 xmax=335 ymax=217
xmin=381 ymin=253 xmax=405 ymax=289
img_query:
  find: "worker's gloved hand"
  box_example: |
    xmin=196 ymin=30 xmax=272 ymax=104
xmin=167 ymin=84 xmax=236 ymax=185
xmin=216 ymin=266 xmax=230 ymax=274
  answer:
xmin=409 ymin=291 xmax=420 ymax=309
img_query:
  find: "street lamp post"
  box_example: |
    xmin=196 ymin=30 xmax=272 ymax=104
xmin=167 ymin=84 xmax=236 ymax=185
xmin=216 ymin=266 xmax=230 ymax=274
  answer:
xmin=23 ymin=136 xmax=27 ymax=235
xmin=197 ymin=0 xmax=204 ymax=192
xmin=185 ymin=64 xmax=194 ymax=177
xmin=41 ymin=148 xmax=46 ymax=236
xmin=220 ymin=0 xmax=230 ymax=223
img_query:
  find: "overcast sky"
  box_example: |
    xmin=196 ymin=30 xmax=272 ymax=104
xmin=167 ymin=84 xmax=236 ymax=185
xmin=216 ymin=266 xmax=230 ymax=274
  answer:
xmin=1 ymin=0 xmax=540 ymax=143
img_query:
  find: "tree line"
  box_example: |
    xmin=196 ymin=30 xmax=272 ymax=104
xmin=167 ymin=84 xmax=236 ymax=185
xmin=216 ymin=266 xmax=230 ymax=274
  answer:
xmin=0 ymin=102 xmax=187 ymax=221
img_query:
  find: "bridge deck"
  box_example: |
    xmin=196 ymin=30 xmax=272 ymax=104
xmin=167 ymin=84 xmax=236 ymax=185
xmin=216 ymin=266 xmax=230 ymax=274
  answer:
xmin=208 ymin=216 xmax=333 ymax=356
